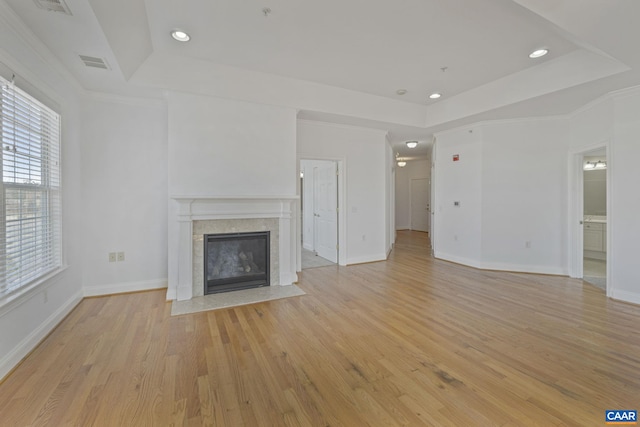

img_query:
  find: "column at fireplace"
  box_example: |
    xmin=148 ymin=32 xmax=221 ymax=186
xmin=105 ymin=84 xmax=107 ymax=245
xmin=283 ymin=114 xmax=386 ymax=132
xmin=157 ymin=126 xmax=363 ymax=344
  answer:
xmin=176 ymin=214 xmax=194 ymax=301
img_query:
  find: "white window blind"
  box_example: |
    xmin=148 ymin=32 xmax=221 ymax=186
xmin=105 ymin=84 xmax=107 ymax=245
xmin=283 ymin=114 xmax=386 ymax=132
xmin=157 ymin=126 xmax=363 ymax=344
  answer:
xmin=0 ymin=76 xmax=61 ymax=297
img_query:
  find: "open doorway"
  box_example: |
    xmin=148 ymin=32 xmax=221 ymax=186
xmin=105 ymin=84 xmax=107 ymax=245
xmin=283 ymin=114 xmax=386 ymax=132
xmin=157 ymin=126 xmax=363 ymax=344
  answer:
xmin=582 ymin=150 xmax=607 ymax=290
xmin=569 ymin=144 xmax=610 ymax=295
xmin=300 ymin=159 xmax=338 ymax=269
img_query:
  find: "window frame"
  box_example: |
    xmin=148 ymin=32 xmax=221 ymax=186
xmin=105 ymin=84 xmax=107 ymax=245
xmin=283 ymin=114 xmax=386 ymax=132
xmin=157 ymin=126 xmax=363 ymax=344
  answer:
xmin=0 ymin=75 xmax=63 ymax=302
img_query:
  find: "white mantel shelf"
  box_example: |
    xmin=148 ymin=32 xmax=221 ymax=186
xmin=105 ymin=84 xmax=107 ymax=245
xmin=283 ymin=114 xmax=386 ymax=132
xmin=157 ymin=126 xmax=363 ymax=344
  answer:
xmin=168 ymin=195 xmax=299 ymax=301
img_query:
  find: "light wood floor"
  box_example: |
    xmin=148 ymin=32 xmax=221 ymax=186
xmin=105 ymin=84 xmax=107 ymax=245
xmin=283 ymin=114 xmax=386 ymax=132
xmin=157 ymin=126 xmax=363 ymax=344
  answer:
xmin=2 ymin=231 xmax=639 ymax=426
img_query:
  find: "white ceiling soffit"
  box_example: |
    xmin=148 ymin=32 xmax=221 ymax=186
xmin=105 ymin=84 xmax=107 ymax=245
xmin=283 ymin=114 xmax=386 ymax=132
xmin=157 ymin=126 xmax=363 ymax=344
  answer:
xmin=86 ymin=0 xmax=153 ymax=80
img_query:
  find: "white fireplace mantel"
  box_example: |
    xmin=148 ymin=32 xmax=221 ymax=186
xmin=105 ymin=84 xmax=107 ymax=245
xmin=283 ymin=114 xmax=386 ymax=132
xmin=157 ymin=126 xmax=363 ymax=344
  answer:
xmin=169 ymin=195 xmax=299 ymax=301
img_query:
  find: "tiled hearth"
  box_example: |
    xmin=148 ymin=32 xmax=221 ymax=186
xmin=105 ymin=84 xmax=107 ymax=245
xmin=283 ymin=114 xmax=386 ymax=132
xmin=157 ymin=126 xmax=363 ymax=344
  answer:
xmin=168 ymin=196 xmax=298 ymax=301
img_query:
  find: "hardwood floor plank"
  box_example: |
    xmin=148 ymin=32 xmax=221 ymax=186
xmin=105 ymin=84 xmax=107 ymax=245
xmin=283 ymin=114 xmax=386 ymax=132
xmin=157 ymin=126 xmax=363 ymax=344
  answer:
xmin=2 ymin=231 xmax=640 ymax=426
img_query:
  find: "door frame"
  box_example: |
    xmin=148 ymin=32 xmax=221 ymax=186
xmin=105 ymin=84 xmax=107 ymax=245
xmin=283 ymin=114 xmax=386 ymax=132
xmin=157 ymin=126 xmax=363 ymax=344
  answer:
xmin=568 ymin=140 xmax=611 ymax=297
xmin=297 ymin=157 xmax=347 ymax=271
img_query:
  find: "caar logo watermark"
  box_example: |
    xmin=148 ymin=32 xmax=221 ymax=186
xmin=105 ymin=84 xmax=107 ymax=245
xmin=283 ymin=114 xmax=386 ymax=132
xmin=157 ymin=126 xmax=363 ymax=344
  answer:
xmin=606 ymin=410 xmax=637 ymax=424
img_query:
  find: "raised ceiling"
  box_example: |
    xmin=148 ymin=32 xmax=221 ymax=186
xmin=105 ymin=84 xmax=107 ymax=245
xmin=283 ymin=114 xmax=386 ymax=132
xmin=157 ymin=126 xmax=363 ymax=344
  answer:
xmin=3 ymin=0 xmax=640 ymax=157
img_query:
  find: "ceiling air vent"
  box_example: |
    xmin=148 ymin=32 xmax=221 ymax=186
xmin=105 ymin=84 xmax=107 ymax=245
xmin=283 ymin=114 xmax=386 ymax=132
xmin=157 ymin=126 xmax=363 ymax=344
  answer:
xmin=33 ymin=0 xmax=72 ymax=15
xmin=79 ymin=55 xmax=110 ymax=70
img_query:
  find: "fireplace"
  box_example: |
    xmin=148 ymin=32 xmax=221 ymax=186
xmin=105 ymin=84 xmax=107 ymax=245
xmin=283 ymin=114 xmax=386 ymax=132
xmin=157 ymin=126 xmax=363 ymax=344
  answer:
xmin=169 ymin=196 xmax=298 ymax=301
xmin=204 ymin=231 xmax=270 ymax=294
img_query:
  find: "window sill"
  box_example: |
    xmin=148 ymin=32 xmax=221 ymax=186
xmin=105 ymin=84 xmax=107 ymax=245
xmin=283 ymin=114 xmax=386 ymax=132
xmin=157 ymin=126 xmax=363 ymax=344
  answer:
xmin=0 ymin=265 xmax=69 ymax=317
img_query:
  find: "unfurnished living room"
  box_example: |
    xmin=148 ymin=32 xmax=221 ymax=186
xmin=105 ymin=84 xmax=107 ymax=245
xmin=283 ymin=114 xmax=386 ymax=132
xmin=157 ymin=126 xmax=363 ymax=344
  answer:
xmin=1 ymin=0 xmax=639 ymax=425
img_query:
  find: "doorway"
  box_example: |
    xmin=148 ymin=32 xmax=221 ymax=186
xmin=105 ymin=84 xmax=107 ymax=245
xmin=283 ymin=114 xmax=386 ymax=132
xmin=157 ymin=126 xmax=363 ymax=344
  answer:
xmin=569 ymin=144 xmax=610 ymax=296
xmin=582 ymin=151 xmax=607 ymax=290
xmin=300 ymin=159 xmax=339 ymax=269
xmin=410 ymin=178 xmax=430 ymax=232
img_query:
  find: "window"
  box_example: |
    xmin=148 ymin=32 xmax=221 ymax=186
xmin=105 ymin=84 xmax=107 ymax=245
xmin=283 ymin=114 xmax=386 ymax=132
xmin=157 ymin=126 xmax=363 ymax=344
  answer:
xmin=0 ymin=76 xmax=61 ymax=297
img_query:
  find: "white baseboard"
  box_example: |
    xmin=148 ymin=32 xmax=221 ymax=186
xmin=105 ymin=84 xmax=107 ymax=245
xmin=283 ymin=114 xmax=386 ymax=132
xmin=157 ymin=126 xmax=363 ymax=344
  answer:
xmin=480 ymin=261 xmax=566 ymax=276
xmin=611 ymin=289 xmax=640 ymax=306
xmin=434 ymin=252 xmax=566 ymax=275
xmin=434 ymin=252 xmax=483 ymax=269
xmin=165 ymin=286 xmax=177 ymax=301
xmin=83 ymin=279 xmax=168 ymax=297
xmin=302 ymin=243 xmax=313 ymax=251
xmin=584 ymin=250 xmax=606 ymax=261
xmin=0 ymin=289 xmax=83 ymax=381
xmin=347 ymin=253 xmax=386 ymax=265
xmin=279 ymin=271 xmax=298 ymax=286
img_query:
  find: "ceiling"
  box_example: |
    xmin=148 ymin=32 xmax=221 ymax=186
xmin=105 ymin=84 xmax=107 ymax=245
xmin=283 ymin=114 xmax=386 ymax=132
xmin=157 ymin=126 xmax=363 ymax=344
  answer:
xmin=4 ymin=0 xmax=640 ymax=159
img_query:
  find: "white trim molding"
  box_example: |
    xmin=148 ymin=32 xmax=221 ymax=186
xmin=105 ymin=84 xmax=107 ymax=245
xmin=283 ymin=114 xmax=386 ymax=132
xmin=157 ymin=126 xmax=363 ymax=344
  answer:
xmin=0 ymin=289 xmax=82 ymax=381
xmin=83 ymin=279 xmax=168 ymax=297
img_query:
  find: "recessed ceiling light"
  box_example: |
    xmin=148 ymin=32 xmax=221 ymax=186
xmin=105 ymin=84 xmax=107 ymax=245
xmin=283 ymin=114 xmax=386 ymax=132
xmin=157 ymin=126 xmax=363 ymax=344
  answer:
xmin=529 ymin=48 xmax=548 ymax=59
xmin=171 ymin=30 xmax=191 ymax=42
xmin=406 ymin=141 xmax=418 ymax=148
xmin=396 ymin=89 xmax=407 ymax=95
xmin=429 ymin=93 xmax=441 ymax=99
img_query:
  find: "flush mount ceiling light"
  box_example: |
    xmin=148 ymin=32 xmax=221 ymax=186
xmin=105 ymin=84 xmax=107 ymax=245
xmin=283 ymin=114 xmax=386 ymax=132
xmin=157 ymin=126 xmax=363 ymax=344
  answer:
xmin=397 ymin=160 xmax=407 ymax=167
xmin=429 ymin=93 xmax=441 ymax=99
xmin=529 ymin=48 xmax=548 ymax=59
xmin=396 ymin=89 xmax=407 ymax=95
xmin=406 ymin=141 xmax=418 ymax=148
xmin=171 ymin=30 xmax=191 ymax=42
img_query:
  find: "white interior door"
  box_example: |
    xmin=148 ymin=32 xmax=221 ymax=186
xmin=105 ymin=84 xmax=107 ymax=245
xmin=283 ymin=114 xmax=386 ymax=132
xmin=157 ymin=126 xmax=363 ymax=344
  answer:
xmin=411 ymin=178 xmax=430 ymax=232
xmin=313 ymin=163 xmax=338 ymax=262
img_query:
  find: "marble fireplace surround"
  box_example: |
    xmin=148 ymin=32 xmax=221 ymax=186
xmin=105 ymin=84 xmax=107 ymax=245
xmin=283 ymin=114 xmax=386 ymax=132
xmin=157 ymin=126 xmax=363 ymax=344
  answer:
xmin=171 ymin=196 xmax=298 ymax=301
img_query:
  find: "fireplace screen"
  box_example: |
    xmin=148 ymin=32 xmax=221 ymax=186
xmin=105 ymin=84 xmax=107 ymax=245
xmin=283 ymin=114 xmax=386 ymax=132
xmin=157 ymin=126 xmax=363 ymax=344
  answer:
xmin=204 ymin=231 xmax=270 ymax=294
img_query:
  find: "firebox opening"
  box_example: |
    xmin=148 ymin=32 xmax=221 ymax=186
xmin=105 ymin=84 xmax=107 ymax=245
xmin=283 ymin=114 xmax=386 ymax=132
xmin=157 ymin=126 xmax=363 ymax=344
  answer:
xmin=204 ymin=231 xmax=270 ymax=294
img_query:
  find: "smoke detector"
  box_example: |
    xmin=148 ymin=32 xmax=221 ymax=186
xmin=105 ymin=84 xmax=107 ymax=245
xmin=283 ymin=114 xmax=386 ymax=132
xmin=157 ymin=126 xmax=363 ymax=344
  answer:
xmin=33 ymin=0 xmax=72 ymax=15
xmin=79 ymin=55 xmax=110 ymax=70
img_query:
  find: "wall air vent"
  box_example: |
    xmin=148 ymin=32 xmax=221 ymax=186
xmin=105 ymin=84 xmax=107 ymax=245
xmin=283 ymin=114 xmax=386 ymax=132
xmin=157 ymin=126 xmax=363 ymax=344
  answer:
xmin=33 ymin=0 xmax=72 ymax=15
xmin=79 ymin=55 xmax=110 ymax=70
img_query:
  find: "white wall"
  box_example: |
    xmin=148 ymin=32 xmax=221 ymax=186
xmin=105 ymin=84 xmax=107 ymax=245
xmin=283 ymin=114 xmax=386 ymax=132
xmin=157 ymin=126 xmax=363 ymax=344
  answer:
xmin=433 ymin=88 xmax=640 ymax=305
xmin=434 ymin=119 xmax=571 ymax=274
xmin=0 ymin=6 xmax=84 ymax=379
xmin=167 ymin=92 xmax=297 ymax=197
xmin=297 ymin=121 xmax=388 ymax=264
xmin=395 ymin=159 xmax=430 ymax=230
xmin=480 ymin=119 xmax=569 ymax=274
xmin=80 ymin=96 xmax=168 ymax=296
xmin=433 ymin=127 xmax=483 ymax=267
xmin=608 ymin=90 xmax=640 ymax=303
xmin=166 ymin=92 xmax=298 ymax=298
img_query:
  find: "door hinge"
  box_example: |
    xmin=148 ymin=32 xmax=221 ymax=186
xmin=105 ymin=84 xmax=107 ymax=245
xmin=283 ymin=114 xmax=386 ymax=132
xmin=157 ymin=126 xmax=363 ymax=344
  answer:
xmin=336 ymin=244 xmax=339 ymax=250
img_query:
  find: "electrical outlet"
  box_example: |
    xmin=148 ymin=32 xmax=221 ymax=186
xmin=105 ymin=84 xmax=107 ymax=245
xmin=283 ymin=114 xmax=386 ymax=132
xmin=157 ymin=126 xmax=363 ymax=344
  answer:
xmin=525 ymin=241 xmax=532 ymax=249
xmin=454 ymin=235 xmax=458 ymax=241
xmin=362 ymin=234 xmax=366 ymax=241
xmin=109 ymin=252 xmax=116 ymax=262
xmin=117 ymin=252 xmax=125 ymax=262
